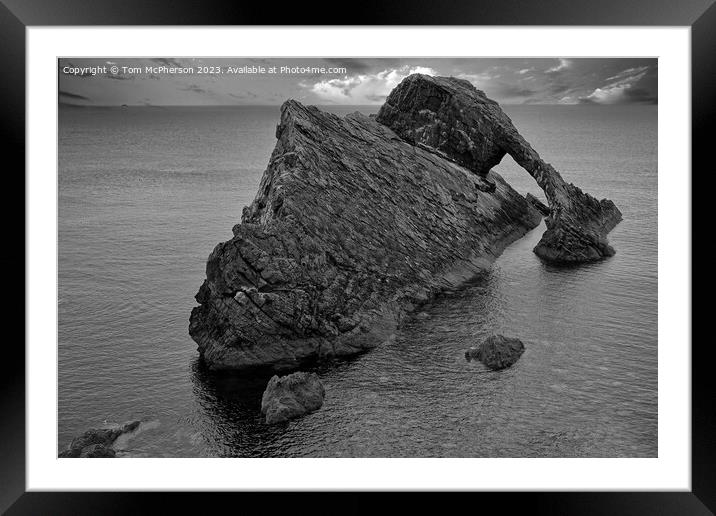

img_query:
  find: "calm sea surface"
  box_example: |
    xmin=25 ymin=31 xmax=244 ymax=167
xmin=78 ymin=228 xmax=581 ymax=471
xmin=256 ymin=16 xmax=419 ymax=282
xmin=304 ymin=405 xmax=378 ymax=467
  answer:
xmin=58 ymin=104 xmax=657 ymax=457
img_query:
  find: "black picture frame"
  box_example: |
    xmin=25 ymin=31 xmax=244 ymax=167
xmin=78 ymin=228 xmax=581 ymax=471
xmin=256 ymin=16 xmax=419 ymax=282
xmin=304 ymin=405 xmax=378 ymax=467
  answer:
xmin=1 ymin=1 xmax=709 ymax=513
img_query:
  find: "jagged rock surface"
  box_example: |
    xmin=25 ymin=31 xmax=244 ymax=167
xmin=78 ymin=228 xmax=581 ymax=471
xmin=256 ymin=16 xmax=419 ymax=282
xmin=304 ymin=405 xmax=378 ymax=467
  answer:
xmin=376 ymin=74 xmax=623 ymax=263
xmin=189 ymin=99 xmax=542 ymax=370
xmin=58 ymin=420 xmax=140 ymax=458
xmin=525 ymin=193 xmax=550 ymax=217
xmin=261 ymin=371 xmax=325 ymax=424
xmin=465 ymin=334 xmax=525 ymax=370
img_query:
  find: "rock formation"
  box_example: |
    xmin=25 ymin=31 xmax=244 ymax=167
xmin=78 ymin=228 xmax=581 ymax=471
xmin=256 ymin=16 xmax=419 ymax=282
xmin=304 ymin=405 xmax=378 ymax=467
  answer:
xmin=525 ymin=193 xmax=550 ymax=217
xmin=376 ymin=74 xmax=622 ymax=263
xmin=465 ymin=335 xmax=525 ymax=370
xmin=261 ymin=371 xmax=325 ymax=424
xmin=58 ymin=420 xmax=140 ymax=458
xmin=190 ymin=73 xmax=623 ymax=370
xmin=189 ymin=95 xmax=542 ymax=370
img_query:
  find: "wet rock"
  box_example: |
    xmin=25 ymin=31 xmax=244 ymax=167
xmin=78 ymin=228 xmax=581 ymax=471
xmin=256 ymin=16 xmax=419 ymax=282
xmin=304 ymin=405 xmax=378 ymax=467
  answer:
xmin=58 ymin=420 xmax=141 ymax=458
xmin=189 ymin=95 xmax=541 ymax=370
xmin=261 ymin=371 xmax=325 ymax=424
xmin=465 ymin=334 xmax=525 ymax=370
xmin=377 ymin=74 xmax=622 ymax=263
xmin=79 ymin=444 xmax=116 ymax=458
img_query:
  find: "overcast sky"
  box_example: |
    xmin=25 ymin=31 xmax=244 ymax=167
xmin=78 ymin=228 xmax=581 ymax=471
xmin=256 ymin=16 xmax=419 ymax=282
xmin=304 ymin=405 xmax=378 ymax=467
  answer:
xmin=59 ymin=57 xmax=657 ymax=107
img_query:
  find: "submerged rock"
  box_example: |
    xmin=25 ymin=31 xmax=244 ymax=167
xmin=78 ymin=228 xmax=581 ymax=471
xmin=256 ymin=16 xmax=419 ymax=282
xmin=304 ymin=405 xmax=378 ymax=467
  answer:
xmin=376 ymin=74 xmax=622 ymax=263
xmin=261 ymin=371 xmax=325 ymax=424
xmin=189 ymin=92 xmax=541 ymax=370
xmin=465 ymin=335 xmax=525 ymax=370
xmin=58 ymin=420 xmax=141 ymax=458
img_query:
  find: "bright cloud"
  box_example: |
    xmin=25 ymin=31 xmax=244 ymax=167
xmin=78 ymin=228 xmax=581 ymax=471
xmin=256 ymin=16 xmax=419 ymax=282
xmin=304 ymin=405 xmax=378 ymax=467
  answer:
xmin=605 ymin=66 xmax=649 ymax=82
xmin=579 ymin=66 xmax=652 ymax=105
xmin=546 ymin=58 xmax=571 ymax=73
xmin=308 ymin=66 xmax=436 ymax=104
xmin=456 ymin=72 xmax=495 ymax=87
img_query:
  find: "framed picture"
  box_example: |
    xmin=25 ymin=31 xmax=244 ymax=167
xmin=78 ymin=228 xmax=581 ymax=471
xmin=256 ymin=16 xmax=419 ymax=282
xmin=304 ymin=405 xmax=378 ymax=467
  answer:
xmin=3 ymin=0 xmax=708 ymax=512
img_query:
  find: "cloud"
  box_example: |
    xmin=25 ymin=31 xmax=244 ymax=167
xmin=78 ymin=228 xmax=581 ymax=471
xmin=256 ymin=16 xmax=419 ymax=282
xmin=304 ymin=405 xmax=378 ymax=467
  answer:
xmin=605 ymin=67 xmax=648 ymax=82
xmin=323 ymin=58 xmax=372 ymax=73
xmin=489 ymin=83 xmax=537 ymax=98
xmin=180 ymin=84 xmax=206 ymax=94
xmin=307 ymin=66 xmax=436 ymax=104
xmin=578 ymin=66 xmax=655 ymax=104
xmin=229 ymin=92 xmax=258 ymax=100
xmin=457 ymin=72 xmax=539 ymax=103
xmin=152 ymin=58 xmax=184 ymax=68
xmin=59 ymin=90 xmax=90 ymax=101
xmin=546 ymin=58 xmax=571 ymax=73
xmin=456 ymin=72 xmax=495 ymax=87
xmin=106 ymin=72 xmax=133 ymax=81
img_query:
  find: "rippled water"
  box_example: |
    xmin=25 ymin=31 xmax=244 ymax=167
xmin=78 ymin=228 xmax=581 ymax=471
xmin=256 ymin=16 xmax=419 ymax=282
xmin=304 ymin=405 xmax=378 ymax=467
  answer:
xmin=58 ymin=104 xmax=657 ymax=457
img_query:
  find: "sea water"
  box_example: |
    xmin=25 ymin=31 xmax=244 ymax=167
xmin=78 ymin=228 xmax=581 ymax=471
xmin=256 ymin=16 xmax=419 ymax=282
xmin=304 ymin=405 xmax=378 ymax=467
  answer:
xmin=58 ymin=104 xmax=657 ymax=457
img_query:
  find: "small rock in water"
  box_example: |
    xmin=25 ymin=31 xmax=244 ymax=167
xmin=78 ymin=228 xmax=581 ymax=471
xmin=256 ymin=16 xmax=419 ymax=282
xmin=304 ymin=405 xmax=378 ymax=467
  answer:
xmin=261 ymin=371 xmax=325 ymax=424
xmin=58 ymin=420 xmax=141 ymax=458
xmin=79 ymin=444 xmax=116 ymax=458
xmin=466 ymin=334 xmax=525 ymax=370
xmin=415 ymin=311 xmax=430 ymax=320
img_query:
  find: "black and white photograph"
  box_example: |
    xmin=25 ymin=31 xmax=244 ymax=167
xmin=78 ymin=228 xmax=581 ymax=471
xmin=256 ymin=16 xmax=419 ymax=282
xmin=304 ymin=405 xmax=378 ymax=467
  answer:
xmin=56 ymin=56 xmax=658 ymax=459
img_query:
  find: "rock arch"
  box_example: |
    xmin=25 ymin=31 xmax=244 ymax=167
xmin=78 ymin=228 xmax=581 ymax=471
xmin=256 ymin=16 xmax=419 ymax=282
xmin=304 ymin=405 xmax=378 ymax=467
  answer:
xmin=376 ymin=74 xmax=622 ymax=263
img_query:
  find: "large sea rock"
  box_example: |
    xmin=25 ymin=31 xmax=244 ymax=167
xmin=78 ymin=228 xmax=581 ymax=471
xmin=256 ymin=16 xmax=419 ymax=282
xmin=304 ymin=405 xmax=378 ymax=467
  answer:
xmin=189 ymin=74 xmax=621 ymax=370
xmin=189 ymin=92 xmax=542 ymax=370
xmin=376 ymin=74 xmax=622 ymax=263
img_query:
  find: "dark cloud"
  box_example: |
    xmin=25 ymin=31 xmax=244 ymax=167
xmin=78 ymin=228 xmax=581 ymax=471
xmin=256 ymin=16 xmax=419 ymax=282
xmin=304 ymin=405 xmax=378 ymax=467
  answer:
xmin=106 ymin=73 xmax=133 ymax=81
xmin=481 ymin=82 xmax=537 ymax=101
xmin=152 ymin=58 xmax=184 ymax=68
xmin=324 ymin=58 xmax=372 ymax=73
xmin=180 ymin=84 xmax=206 ymax=94
xmin=229 ymin=92 xmax=258 ymax=99
xmin=59 ymin=90 xmax=90 ymax=100
xmin=548 ymin=83 xmax=572 ymax=95
xmin=623 ymin=88 xmax=658 ymax=104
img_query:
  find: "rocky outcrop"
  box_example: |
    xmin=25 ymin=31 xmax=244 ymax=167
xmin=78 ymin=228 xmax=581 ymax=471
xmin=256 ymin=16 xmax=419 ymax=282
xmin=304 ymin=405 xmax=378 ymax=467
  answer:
xmin=59 ymin=420 xmax=140 ymax=458
xmin=376 ymin=74 xmax=622 ymax=263
xmin=525 ymin=193 xmax=550 ymax=217
xmin=189 ymin=97 xmax=542 ymax=370
xmin=465 ymin=335 xmax=525 ymax=370
xmin=261 ymin=371 xmax=325 ymax=424
xmin=78 ymin=444 xmax=117 ymax=458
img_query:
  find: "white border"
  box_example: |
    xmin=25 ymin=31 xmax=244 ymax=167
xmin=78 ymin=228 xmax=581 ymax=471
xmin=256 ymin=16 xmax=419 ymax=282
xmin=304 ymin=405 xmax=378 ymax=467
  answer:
xmin=27 ymin=27 xmax=691 ymax=491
